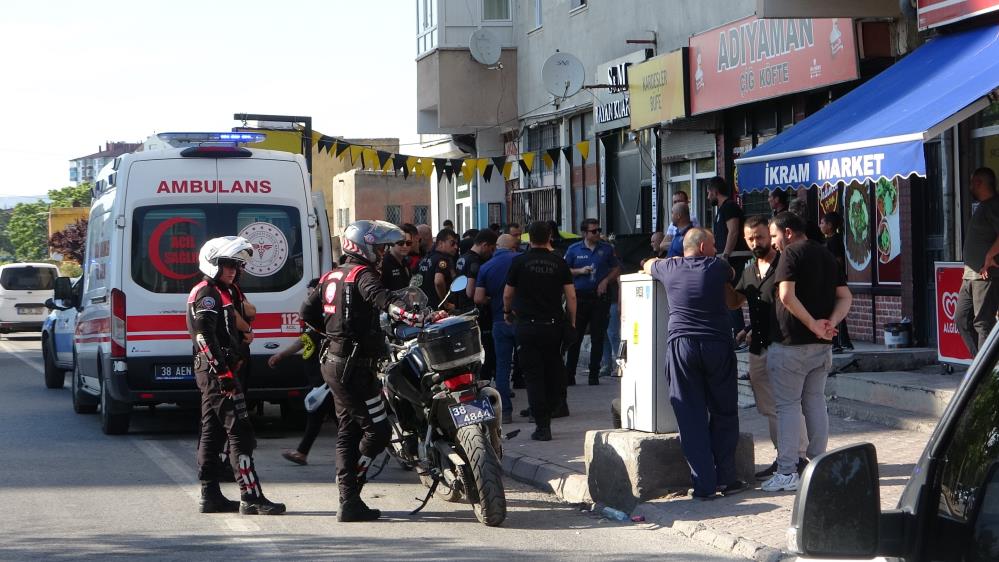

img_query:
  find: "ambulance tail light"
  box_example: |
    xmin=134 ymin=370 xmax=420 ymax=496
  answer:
xmin=111 ymin=288 xmax=127 ymax=359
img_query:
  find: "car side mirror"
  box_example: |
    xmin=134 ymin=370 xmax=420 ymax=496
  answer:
xmin=789 ymin=443 xmax=881 ymax=558
xmin=53 ymin=276 xmax=72 ymax=300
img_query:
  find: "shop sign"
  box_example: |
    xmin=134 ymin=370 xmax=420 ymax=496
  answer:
xmin=593 ymin=51 xmax=647 ymax=133
xmin=936 ymin=262 xmax=973 ymax=364
xmin=918 ymin=0 xmax=999 ymax=30
xmin=688 ymin=16 xmax=858 ymax=115
xmin=627 ymin=50 xmax=688 ymax=130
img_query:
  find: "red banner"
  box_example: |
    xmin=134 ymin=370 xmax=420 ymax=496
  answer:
xmin=688 ymin=16 xmax=858 ymax=115
xmin=936 ymin=262 xmax=973 ymax=364
xmin=918 ymin=0 xmax=999 ymax=30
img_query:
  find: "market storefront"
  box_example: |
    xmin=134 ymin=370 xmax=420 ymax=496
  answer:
xmin=736 ymin=24 xmax=999 ymax=349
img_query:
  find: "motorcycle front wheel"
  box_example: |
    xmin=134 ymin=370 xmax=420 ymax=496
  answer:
xmin=456 ymin=424 xmax=507 ymax=526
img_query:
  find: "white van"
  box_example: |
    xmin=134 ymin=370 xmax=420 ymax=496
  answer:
xmin=0 ymin=262 xmax=60 ymax=333
xmin=75 ymin=134 xmax=332 ymax=434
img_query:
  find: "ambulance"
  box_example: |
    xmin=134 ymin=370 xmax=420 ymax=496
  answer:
xmin=74 ymin=133 xmax=333 ymax=434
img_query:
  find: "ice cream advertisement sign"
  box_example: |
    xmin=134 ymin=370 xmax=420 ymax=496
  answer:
xmin=688 ymin=16 xmax=858 ymax=115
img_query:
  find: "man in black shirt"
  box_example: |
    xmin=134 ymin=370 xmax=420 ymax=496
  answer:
xmin=761 ymin=212 xmax=851 ymax=494
xmin=707 ymin=176 xmax=749 ymax=341
xmin=457 ymin=229 xmax=498 ymax=380
xmin=381 ymin=227 xmax=414 ymax=291
xmin=417 ymin=229 xmax=458 ymax=307
xmin=504 ymin=221 xmax=576 ymax=442
xmin=727 ymin=215 xmax=807 ymax=481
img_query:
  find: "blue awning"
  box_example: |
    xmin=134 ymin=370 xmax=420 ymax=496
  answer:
xmin=736 ymin=24 xmax=999 ymax=193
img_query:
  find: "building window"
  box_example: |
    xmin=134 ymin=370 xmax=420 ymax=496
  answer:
xmin=666 ymin=156 xmax=715 ymax=228
xmin=385 ymin=205 xmax=402 ymax=225
xmin=416 ymin=0 xmax=438 ymax=56
xmin=525 ymin=122 xmax=559 ymax=189
xmin=483 ymin=0 xmax=510 ymax=20
xmin=336 ymin=208 xmax=350 ymax=231
xmin=413 ymin=205 xmax=429 ymax=225
xmin=488 ymin=202 xmax=503 ymax=226
xmin=533 ymin=0 xmax=542 ymax=29
xmin=570 ymin=0 xmax=586 ymax=10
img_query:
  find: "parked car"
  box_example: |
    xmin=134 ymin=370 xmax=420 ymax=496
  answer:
xmin=0 ymin=262 xmax=59 ymax=334
xmin=41 ymin=276 xmax=81 ymax=390
xmin=791 ymin=328 xmax=999 ymax=560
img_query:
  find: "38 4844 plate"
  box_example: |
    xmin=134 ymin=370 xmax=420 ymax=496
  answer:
xmin=448 ymin=397 xmax=495 ymax=429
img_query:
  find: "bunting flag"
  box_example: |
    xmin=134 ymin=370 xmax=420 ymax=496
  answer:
xmin=465 ymin=158 xmax=479 ymax=179
xmin=576 ymin=140 xmax=590 ymax=162
xmin=348 ymin=145 xmax=362 ymax=166
xmin=335 ymin=141 xmax=350 ymax=160
xmin=421 ymin=158 xmax=435 ymax=178
xmin=449 ymin=159 xmax=465 ymax=181
xmin=317 ymin=136 xmax=335 ymax=154
xmin=476 ymin=159 xmax=489 ymax=178
xmin=520 ymin=152 xmax=535 ymax=173
xmin=434 ymin=158 xmax=447 ymax=182
xmin=492 ymin=156 xmax=507 ymax=172
xmin=482 ymin=163 xmax=494 ymax=182
xmin=363 ymin=148 xmax=379 ymax=170
xmin=397 ymin=154 xmax=411 ymax=178
xmin=382 ymin=156 xmax=395 ymax=173
xmin=542 ymin=152 xmax=554 ymax=170
xmin=502 ymin=161 xmax=514 ymax=180
xmin=547 ymin=148 xmax=562 ymax=171
xmin=561 ymin=146 xmax=572 ymax=163
xmin=377 ymin=150 xmax=392 ymax=170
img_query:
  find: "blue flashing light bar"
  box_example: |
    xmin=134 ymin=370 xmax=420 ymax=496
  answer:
xmin=157 ymin=132 xmax=267 ymax=144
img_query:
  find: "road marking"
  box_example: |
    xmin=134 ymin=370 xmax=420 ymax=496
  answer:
xmin=0 ymin=340 xmax=44 ymax=374
xmin=134 ymin=439 xmax=284 ymax=555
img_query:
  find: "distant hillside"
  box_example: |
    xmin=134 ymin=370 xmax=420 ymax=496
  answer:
xmin=0 ymin=195 xmax=49 ymax=209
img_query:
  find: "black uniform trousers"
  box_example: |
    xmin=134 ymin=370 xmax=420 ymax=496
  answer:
xmin=296 ymin=393 xmax=334 ymax=456
xmin=195 ymin=357 xmax=256 ymax=482
xmin=515 ymin=321 xmax=565 ymax=429
xmin=565 ymin=291 xmax=610 ymax=381
xmin=665 ymin=337 xmax=739 ymax=497
xmin=321 ymin=356 xmax=390 ymax=503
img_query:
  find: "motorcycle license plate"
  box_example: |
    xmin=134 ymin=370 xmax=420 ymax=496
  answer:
xmin=154 ymin=364 xmax=194 ymax=381
xmin=448 ymin=398 xmax=495 ymax=429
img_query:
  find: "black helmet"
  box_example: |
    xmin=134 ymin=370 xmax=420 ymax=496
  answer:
xmin=341 ymin=220 xmax=404 ymax=264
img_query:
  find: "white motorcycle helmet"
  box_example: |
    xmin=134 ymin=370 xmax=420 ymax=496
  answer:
xmin=198 ymin=236 xmax=254 ymax=279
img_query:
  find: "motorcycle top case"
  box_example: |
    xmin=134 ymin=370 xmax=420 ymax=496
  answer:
xmin=417 ymin=315 xmax=482 ymax=371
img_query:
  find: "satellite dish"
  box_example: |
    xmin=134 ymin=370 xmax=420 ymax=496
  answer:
xmin=469 ymin=29 xmax=501 ymax=66
xmin=542 ymin=52 xmax=585 ymax=98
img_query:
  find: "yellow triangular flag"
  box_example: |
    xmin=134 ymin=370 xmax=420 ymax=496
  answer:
xmin=542 ymin=153 xmax=554 ymax=170
xmin=363 ymin=148 xmax=378 ymax=170
xmin=521 ymin=152 xmax=535 ymax=172
xmin=349 ymin=145 xmax=361 ymax=165
xmin=477 ymin=159 xmax=489 ymax=177
xmin=406 ymin=156 xmax=418 ymax=175
xmin=383 ymin=155 xmax=395 ymax=173
xmin=421 ymin=158 xmax=435 ymax=177
xmin=502 ymin=161 xmax=514 ymax=180
xmin=576 ymin=140 xmax=590 ymax=162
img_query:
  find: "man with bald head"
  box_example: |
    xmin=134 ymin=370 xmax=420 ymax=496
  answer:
xmin=474 ymin=233 xmax=521 ymax=423
xmin=416 ymin=224 xmax=433 ymax=259
xmin=643 ymin=228 xmax=743 ymax=500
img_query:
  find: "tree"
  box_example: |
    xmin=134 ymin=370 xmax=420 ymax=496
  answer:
xmin=0 ymin=208 xmax=14 ymax=259
xmin=48 ymin=183 xmax=92 ymax=208
xmin=49 ymin=218 xmax=88 ymax=263
xmin=8 ymin=201 xmax=50 ymax=261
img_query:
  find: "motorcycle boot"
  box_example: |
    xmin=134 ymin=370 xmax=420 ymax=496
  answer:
xmin=199 ymin=481 xmax=239 ymax=513
xmin=337 ymin=497 xmax=381 ymax=522
xmin=235 ymin=454 xmax=286 ymax=515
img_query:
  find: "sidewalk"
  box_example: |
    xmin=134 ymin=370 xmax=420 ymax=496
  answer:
xmin=499 ymin=369 xmax=928 ymax=561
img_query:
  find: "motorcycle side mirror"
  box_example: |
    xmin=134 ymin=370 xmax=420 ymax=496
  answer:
xmin=450 ymin=276 xmax=468 ymax=293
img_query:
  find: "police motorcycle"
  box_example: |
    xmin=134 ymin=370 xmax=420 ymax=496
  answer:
xmin=376 ymin=276 xmax=507 ymax=527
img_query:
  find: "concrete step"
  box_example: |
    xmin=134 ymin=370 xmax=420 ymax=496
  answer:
xmin=826 ymin=371 xmax=959 ymax=417
xmin=826 ymin=397 xmax=941 ymax=433
xmin=737 ymin=345 xmax=939 ymax=375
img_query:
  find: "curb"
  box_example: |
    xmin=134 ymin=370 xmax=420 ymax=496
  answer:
xmin=503 ymin=450 xmax=790 ymax=561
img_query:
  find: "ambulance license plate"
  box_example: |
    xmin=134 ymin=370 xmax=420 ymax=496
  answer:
xmin=448 ymin=398 xmax=495 ymax=429
xmin=18 ymin=307 xmax=43 ymax=315
xmin=154 ymin=364 xmax=194 ymax=381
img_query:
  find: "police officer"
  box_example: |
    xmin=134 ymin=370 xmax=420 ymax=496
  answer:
xmin=417 ymin=228 xmax=458 ymax=307
xmin=381 ymin=226 xmax=414 ymax=291
xmin=457 ymin=229 xmax=498 ymax=380
xmin=563 ymin=218 xmax=620 ymax=385
xmin=188 ymin=236 xmax=285 ymax=515
xmin=504 ymin=221 xmax=576 ymax=441
xmin=301 ymin=220 xmax=434 ymax=522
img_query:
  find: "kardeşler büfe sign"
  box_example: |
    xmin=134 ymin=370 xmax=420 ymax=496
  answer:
xmin=593 ymin=51 xmax=648 ymax=133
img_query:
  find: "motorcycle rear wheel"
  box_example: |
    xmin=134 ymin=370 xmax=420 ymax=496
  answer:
xmin=456 ymin=424 xmax=507 ymax=526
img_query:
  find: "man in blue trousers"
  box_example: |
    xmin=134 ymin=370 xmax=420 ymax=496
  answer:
xmin=643 ymin=227 xmax=744 ymax=500
xmin=474 ymin=234 xmax=520 ymax=424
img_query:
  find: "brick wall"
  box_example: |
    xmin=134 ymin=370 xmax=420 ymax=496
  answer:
xmin=847 ymin=295 xmax=874 ymax=342
xmin=875 ymin=295 xmax=903 ymax=344
xmin=846 ymin=293 xmax=904 ymax=344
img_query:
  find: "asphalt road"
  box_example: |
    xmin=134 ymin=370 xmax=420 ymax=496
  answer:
xmin=0 ymin=335 xmax=739 ymax=561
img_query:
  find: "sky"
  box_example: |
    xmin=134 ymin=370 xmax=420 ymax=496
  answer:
xmin=0 ymin=0 xmax=417 ymax=197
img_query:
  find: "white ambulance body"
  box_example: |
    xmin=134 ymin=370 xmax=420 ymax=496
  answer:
xmin=75 ymin=138 xmax=329 ymax=434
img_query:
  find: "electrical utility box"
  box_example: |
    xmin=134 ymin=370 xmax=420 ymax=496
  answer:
xmin=619 ymin=272 xmax=678 ymax=433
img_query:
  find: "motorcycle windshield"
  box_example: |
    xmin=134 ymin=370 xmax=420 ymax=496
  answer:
xmin=392 ymin=286 xmax=428 ymax=311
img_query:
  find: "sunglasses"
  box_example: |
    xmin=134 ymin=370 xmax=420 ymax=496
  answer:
xmin=395 ymin=240 xmax=413 ymax=247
